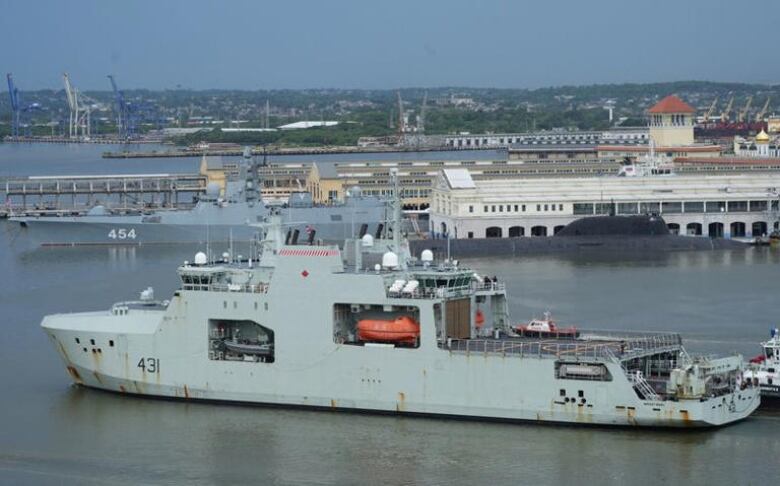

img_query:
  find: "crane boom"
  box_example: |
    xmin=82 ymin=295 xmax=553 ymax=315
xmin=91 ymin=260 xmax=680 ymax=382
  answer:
xmin=704 ymin=96 xmax=718 ymax=123
xmin=6 ymin=73 xmax=19 ymax=111
xmin=738 ymin=96 xmax=753 ymax=123
xmin=756 ymin=97 xmax=771 ymax=122
xmin=721 ymin=95 xmax=734 ymax=122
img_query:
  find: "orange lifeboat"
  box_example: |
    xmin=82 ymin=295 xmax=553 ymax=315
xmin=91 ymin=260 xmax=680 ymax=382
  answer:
xmin=357 ymin=316 xmax=420 ymax=345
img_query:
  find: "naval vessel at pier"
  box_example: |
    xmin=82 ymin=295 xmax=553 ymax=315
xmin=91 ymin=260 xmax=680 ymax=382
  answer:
xmin=10 ymin=157 xmax=387 ymax=247
xmin=41 ymin=172 xmax=759 ymax=427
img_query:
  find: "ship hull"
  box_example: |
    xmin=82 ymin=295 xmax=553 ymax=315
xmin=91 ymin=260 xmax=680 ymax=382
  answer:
xmin=12 ymin=217 xmax=382 ymax=246
xmin=43 ymin=307 xmax=759 ymax=429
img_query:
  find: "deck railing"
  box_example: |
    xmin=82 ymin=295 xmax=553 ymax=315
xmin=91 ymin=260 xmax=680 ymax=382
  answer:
xmin=386 ymin=281 xmax=506 ymax=300
xmin=182 ymin=282 xmax=269 ymax=294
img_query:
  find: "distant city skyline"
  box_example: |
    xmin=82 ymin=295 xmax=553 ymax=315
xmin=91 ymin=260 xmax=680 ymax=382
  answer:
xmin=2 ymin=0 xmax=779 ymax=90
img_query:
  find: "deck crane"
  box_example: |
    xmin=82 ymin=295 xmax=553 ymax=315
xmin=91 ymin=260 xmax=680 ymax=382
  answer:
xmin=6 ymin=74 xmax=20 ymax=138
xmin=738 ymin=96 xmax=753 ymax=123
xmin=721 ymin=95 xmax=734 ymax=122
xmin=703 ymin=96 xmax=718 ymax=124
xmin=756 ymin=97 xmax=771 ymax=123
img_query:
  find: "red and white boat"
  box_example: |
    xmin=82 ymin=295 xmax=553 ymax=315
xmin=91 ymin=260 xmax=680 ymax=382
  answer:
xmin=514 ymin=312 xmax=579 ymax=339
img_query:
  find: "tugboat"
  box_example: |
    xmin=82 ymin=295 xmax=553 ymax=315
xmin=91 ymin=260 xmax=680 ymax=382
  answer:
xmin=744 ymin=328 xmax=780 ymax=405
xmin=40 ymin=170 xmax=760 ymax=427
xmin=515 ymin=312 xmax=579 ymax=338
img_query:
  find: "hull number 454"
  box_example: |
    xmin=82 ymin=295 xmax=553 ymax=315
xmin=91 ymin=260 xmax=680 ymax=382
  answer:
xmin=108 ymin=228 xmax=137 ymax=240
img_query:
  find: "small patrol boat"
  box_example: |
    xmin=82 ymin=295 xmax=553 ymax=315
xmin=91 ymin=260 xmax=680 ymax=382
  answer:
xmin=515 ymin=312 xmax=579 ymax=339
xmin=744 ymin=328 xmax=780 ymax=404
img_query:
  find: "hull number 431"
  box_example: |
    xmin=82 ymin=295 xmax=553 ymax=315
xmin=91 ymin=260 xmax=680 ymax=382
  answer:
xmin=108 ymin=228 xmax=137 ymax=239
xmin=137 ymin=357 xmax=159 ymax=373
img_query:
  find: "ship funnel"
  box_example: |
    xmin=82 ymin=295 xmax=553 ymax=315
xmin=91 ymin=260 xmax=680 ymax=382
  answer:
xmin=382 ymin=251 xmax=399 ymax=269
xmin=361 ymin=234 xmax=374 ymax=248
xmin=194 ymin=252 xmax=208 ymax=265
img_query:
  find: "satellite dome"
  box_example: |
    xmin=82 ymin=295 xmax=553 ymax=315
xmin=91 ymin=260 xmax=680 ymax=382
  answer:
xmin=194 ymin=252 xmax=208 ymax=265
xmin=382 ymin=251 xmax=399 ymax=269
xmin=205 ymin=182 xmax=221 ymax=198
xmin=421 ymin=249 xmax=434 ymax=263
xmin=361 ymin=234 xmax=374 ymax=247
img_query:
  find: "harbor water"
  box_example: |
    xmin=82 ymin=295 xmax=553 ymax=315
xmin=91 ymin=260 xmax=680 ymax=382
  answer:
xmin=1 ymin=144 xmax=779 ymax=485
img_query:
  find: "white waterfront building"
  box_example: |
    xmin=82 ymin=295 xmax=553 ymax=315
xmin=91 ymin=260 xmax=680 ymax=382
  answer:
xmin=430 ymin=169 xmax=780 ymax=239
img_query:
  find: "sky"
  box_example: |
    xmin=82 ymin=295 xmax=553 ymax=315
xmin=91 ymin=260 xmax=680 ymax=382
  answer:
xmin=1 ymin=0 xmax=778 ymax=91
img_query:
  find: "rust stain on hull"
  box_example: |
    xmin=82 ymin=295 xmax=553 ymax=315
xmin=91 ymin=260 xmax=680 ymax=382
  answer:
xmin=92 ymin=371 xmax=103 ymax=384
xmin=119 ymin=385 xmax=126 ymax=393
xmin=183 ymin=385 xmax=190 ymax=399
xmin=397 ymin=392 xmax=406 ymax=412
xmin=66 ymin=366 xmax=83 ymax=384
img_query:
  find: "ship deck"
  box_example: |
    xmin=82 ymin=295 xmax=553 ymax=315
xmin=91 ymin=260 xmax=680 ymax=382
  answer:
xmin=444 ymin=330 xmax=683 ymax=361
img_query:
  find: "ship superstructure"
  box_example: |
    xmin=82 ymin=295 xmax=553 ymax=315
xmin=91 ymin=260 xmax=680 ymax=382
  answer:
xmin=41 ymin=171 xmax=759 ymax=427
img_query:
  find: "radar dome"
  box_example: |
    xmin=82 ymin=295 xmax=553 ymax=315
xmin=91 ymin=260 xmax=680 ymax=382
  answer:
xmin=361 ymin=234 xmax=374 ymax=247
xmin=205 ymin=182 xmax=221 ymax=198
xmin=420 ymin=249 xmax=434 ymax=263
xmin=382 ymin=251 xmax=399 ymax=269
xmin=194 ymin=252 xmax=208 ymax=265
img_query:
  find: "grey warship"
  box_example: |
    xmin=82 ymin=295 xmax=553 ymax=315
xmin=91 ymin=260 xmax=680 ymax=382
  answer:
xmin=10 ymin=159 xmax=387 ymax=247
xmin=41 ymin=172 xmax=760 ymax=427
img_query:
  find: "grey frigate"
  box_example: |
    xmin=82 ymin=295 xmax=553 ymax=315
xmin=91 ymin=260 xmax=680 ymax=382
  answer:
xmin=10 ymin=160 xmax=387 ymax=247
xmin=41 ymin=171 xmax=760 ymax=427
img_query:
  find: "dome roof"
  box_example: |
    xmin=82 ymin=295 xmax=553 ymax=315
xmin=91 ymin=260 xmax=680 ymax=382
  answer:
xmin=756 ymin=129 xmax=770 ymax=143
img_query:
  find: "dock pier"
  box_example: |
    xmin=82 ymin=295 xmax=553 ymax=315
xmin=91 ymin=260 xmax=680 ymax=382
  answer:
xmin=0 ymin=173 xmax=206 ymax=218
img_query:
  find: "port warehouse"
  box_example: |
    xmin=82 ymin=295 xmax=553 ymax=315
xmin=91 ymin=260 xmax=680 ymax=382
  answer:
xmin=429 ymin=168 xmax=780 ymax=239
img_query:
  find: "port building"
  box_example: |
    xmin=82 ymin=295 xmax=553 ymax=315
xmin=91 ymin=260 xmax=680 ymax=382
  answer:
xmin=429 ymin=168 xmax=780 ymax=240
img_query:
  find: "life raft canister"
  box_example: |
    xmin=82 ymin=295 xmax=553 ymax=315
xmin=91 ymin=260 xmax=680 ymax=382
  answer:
xmin=475 ymin=309 xmax=485 ymax=328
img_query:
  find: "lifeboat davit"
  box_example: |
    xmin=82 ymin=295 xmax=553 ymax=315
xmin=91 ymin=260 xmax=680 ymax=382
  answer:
xmin=357 ymin=316 xmax=420 ymax=345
